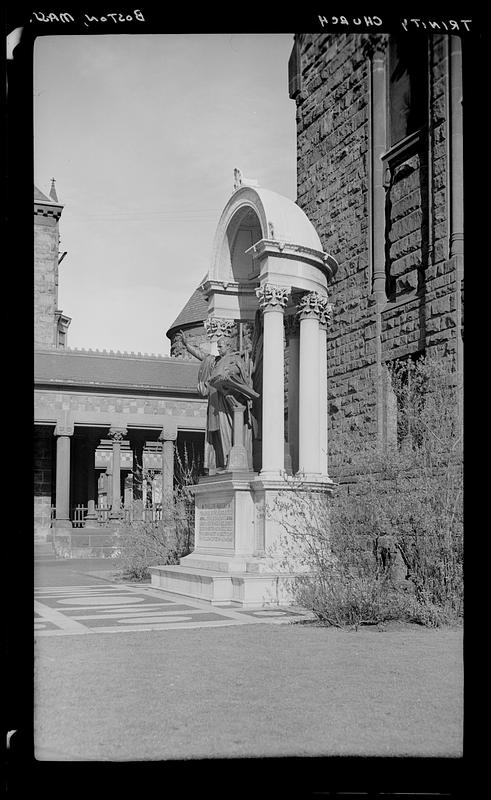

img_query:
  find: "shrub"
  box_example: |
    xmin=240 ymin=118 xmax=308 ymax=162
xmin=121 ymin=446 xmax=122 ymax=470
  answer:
xmin=113 ymin=496 xmax=194 ymax=581
xmin=271 ymin=355 xmax=463 ymax=628
xmin=111 ymin=445 xmax=200 ymax=581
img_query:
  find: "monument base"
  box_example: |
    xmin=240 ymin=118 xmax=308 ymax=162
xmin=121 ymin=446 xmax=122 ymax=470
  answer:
xmin=149 ymin=564 xmax=296 ymax=607
xmin=149 ymin=470 xmax=335 ymax=608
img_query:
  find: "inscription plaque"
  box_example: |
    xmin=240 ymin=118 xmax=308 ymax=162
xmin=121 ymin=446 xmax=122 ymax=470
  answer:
xmin=199 ymin=499 xmax=234 ymax=544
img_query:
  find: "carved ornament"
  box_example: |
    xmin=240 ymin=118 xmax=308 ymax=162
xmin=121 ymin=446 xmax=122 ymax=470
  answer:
xmin=296 ymin=292 xmax=331 ymax=322
xmin=108 ymin=427 xmax=127 ymax=442
xmin=204 ymin=317 xmax=237 ymax=340
xmin=256 ymin=284 xmax=290 ymax=311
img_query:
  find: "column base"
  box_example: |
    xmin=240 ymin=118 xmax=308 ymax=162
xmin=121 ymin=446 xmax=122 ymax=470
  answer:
xmin=53 ymin=518 xmax=73 ymax=529
xmin=295 ymin=471 xmax=332 ymax=483
xmin=259 ymin=469 xmax=287 ymax=481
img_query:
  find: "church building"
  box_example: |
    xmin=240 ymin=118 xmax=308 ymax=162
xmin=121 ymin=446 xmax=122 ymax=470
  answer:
xmin=34 ymin=29 xmax=464 ymax=553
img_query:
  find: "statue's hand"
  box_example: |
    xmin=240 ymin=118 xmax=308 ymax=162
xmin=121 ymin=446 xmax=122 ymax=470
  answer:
xmin=179 ymin=329 xmax=189 ymax=347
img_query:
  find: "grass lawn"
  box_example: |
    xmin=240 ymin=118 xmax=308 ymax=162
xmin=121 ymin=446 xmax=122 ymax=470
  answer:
xmin=34 ymin=621 xmax=462 ymax=761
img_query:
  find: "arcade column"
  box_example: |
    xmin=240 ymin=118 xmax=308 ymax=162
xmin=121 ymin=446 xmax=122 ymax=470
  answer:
xmin=159 ymin=422 xmax=178 ymax=504
xmin=85 ymin=434 xmax=99 ymax=522
xmin=319 ymin=303 xmax=333 ymax=476
xmin=256 ymin=283 xmax=290 ymax=478
xmin=108 ymin=426 xmax=127 ymax=522
xmin=53 ymin=422 xmax=74 ymax=528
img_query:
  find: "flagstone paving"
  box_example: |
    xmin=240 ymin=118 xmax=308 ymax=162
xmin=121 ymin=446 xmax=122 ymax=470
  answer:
xmin=34 ymin=582 xmax=314 ymax=636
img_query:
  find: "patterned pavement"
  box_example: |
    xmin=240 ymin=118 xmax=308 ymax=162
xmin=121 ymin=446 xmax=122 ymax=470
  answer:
xmin=34 ymin=583 xmax=313 ymax=636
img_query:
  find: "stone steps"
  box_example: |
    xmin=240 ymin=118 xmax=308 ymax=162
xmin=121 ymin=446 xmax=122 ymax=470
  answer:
xmin=149 ymin=564 xmax=294 ymax=608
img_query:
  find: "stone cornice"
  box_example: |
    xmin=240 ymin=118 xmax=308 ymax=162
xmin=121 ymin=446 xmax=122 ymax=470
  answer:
xmin=200 ymin=279 xmax=258 ymax=298
xmin=246 ymin=239 xmax=338 ymax=283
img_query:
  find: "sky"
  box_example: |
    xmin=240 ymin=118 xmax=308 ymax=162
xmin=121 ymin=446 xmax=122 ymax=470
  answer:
xmin=34 ymin=33 xmax=297 ymax=355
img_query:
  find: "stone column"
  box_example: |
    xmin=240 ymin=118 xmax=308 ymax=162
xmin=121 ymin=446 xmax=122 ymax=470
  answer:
xmin=365 ymin=35 xmax=388 ymax=452
xmin=256 ymin=284 xmax=290 ymax=478
xmin=159 ymin=422 xmax=178 ymax=505
xmin=285 ymin=315 xmax=300 ymax=475
xmin=85 ymin=435 xmax=98 ymax=521
xmin=448 ymin=35 xmax=464 ymax=260
xmin=54 ymin=422 xmax=74 ymax=528
xmin=108 ymin=427 xmax=127 ymax=521
xmin=366 ymin=34 xmax=389 ymax=297
xmin=297 ymin=292 xmax=330 ymax=478
xmin=319 ymin=304 xmax=333 ymax=476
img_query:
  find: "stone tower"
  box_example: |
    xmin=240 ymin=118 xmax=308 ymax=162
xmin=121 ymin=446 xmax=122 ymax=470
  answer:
xmin=34 ymin=179 xmax=71 ymax=348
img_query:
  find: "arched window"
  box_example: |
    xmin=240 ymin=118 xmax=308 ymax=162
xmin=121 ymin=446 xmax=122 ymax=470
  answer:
xmin=388 ymin=35 xmax=428 ymax=146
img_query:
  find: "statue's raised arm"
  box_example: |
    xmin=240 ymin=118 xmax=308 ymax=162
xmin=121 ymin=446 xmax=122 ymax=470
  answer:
xmin=179 ymin=329 xmax=206 ymax=362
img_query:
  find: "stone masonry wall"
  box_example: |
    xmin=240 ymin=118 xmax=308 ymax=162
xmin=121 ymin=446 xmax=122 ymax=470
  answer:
xmin=381 ymin=35 xmax=459 ymax=372
xmin=293 ymin=32 xmax=462 ymax=477
xmin=34 ymin=426 xmax=53 ymax=540
xmin=34 ymin=214 xmax=59 ymax=348
xmin=295 ymin=33 xmax=376 ymax=472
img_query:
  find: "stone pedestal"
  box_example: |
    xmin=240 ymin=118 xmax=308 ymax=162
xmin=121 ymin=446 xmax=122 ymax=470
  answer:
xmin=150 ymin=471 xmax=335 ymax=607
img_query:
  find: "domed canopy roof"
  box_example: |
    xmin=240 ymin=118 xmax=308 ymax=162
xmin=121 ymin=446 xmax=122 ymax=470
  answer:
xmin=209 ymin=183 xmax=329 ymax=283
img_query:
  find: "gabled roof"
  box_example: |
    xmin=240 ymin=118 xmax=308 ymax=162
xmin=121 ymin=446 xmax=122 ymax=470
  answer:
xmin=34 ymin=348 xmax=200 ymax=394
xmin=167 ymin=280 xmax=208 ymax=338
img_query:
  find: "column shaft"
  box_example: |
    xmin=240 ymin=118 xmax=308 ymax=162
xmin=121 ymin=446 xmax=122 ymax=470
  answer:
xmin=298 ymin=316 xmax=321 ymax=475
xmin=111 ymin=440 xmax=121 ymax=511
xmin=287 ymin=329 xmax=300 ymax=475
xmin=319 ymin=325 xmax=328 ymax=475
xmin=261 ymin=309 xmax=286 ymax=476
xmin=108 ymin=428 xmax=127 ymax=521
xmin=86 ymin=438 xmax=97 ymax=520
xmin=162 ymin=440 xmax=175 ymax=503
xmin=54 ymin=433 xmax=72 ymax=528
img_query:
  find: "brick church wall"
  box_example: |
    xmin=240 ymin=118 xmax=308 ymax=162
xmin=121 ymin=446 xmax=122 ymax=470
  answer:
xmin=292 ymin=32 xmax=462 ymax=479
xmin=294 ymin=33 xmax=375 ymax=473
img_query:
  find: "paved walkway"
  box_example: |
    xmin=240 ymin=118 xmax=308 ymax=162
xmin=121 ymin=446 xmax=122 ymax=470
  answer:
xmin=35 ymin=582 xmax=312 ymax=636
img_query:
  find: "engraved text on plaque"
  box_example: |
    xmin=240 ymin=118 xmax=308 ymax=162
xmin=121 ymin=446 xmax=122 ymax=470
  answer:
xmin=199 ymin=499 xmax=234 ymax=545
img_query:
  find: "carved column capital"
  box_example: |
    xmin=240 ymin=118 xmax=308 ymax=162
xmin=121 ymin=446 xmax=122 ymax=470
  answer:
xmin=362 ymin=33 xmax=390 ymax=60
xmin=296 ymin=292 xmax=330 ymax=322
xmin=159 ymin=422 xmax=178 ymax=442
xmin=204 ymin=317 xmax=237 ymax=341
xmin=256 ymin=284 xmax=290 ymax=312
xmin=54 ymin=423 xmax=74 ymax=437
xmin=108 ymin=426 xmax=127 ymax=442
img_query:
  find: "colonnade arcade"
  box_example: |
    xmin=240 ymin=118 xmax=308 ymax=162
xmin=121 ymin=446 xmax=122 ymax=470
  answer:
xmin=47 ymin=423 xmax=204 ymax=529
